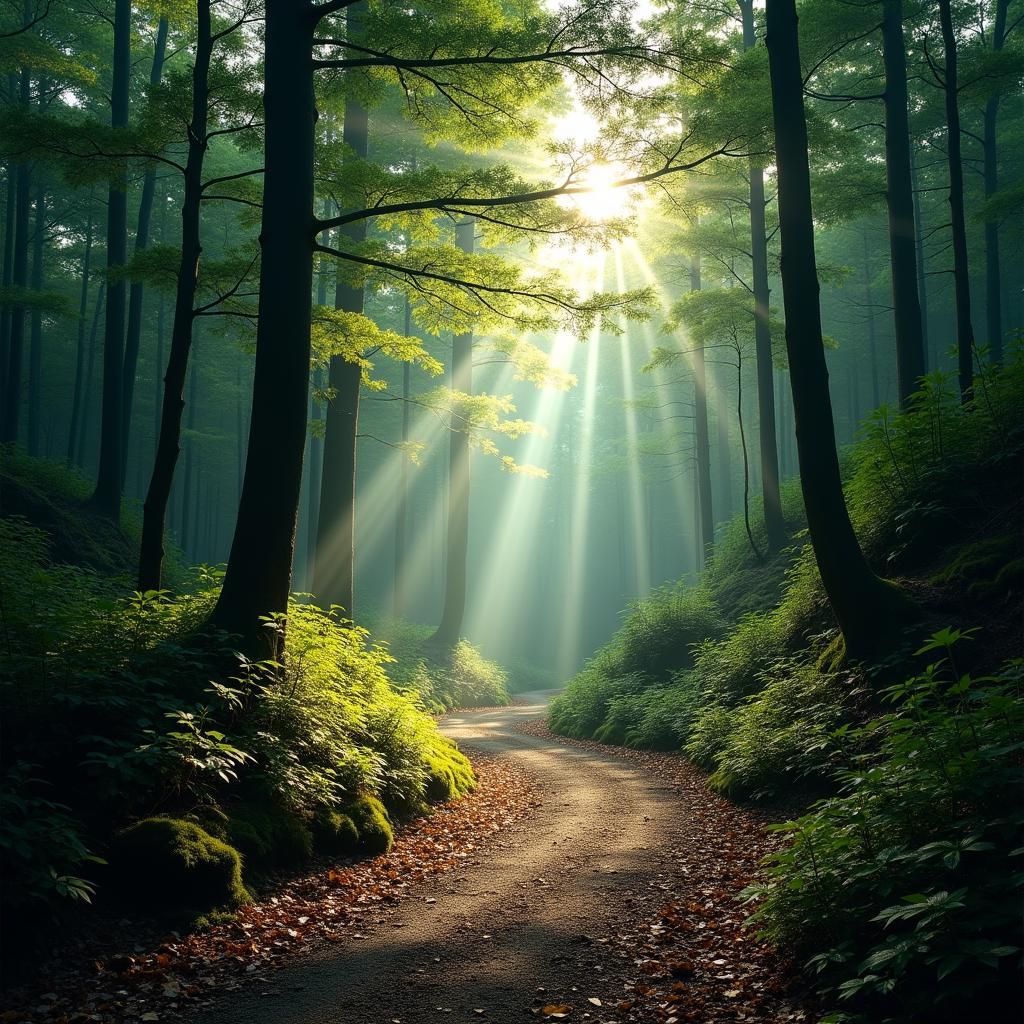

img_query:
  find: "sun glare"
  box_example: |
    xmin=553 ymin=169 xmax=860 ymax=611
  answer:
xmin=568 ymin=163 xmax=634 ymax=222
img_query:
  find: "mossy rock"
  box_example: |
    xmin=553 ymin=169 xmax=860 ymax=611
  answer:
xmin=311 ymin=809 xmax=360 ymax=854
xmin=341 ymin=794 xmax=394 ymax=855
xmin=226 ymin=800 xmax=313 ymax=870
xmin=424 ymin=746 xmax=475 ymax=804
xmin=110 ymin=818 xmax=248 ymax=914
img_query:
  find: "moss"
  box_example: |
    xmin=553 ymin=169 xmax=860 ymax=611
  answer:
xmin=311 ymin=809 xmax=360 ymax=854
xmin=341 ymin=793 xmax=394 ymax=855
xmin=423 ymin=742 xmax=475 ymax=804
xmin=110 ymin=818 xmax=248 ymax=914
xmin=933 ymin=534 xmax=1023 ymax=601
xmin=226 ymin=800 xmax=313 ymax=870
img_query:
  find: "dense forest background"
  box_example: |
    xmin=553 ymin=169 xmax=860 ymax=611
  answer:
xmin=0 ymin=0 xmax=1021 ymax=1021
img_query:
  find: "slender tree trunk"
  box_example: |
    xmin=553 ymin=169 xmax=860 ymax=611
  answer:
xmin=393 ymin=297 xmax=413 ymax=616
xmin=180 ymin=354 xmax=198 ymax=558
xmin=211 ymin=0 xmax=317 ymax=648
xmin=714 ymin=362 xmax=733 ymax=516
xmin=862 ymin=229 xmax=881 ymax=408
xmin=938 ymin=0 xmax=976 ymax=402
xmin=689 ymin=253 xmax=714 ymax=563
xmin=735 ymin=346 xmax=763 ymax=561
xmin=121 ymin=16 xmax=169 ymax=478
xmin=739 ymin=0 xmax=786 ymax=551
xmin=1 ymin=63 xmax=32 ymax=444
xmin=90 ymin=0 xmax=131 ymax=516
xmin=431 ymin=218 xmax=476 ymax=648
xmin=983 ymin=0 xmax=1008 ymax=362
xmin=68 ymin=196 xmax=94 ymax=463
xmin=766 ymin=0 xmax=908 ymax=660
xmin=77 ymin=282 xmax=104 ymax=466
xmin=313 ymin=5 xmax=369 ymax=617
xmin=908 ymin=145 xmax=930 ymax=371
xmin=881 ymin=0 xmax=927 ymax=405
xmin=0 ymin=149 xmax=16 ymax=401
xmin=138 ymin=2 xmax=212 ymax=591
xmin=26 ymin=183 xmax=44 ymax=455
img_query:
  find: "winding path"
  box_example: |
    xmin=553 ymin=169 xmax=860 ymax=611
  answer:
xmin=194 ymin=692 xmax=693 ymax=1023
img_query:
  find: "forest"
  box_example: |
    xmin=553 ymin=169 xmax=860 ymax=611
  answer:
xmin=0 ymin=0 xmax=1021 ymax=1021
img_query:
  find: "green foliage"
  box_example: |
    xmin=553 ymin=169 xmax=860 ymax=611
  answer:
xmin=110 ymin=818 xmax=249 ymax=915
xmin=225 ymin=799 xmax=314 ymax=870
xmin=311 ymin=809 xmax=360 ymax=855
xmin=375 ymin=619 xmax=510 ymax=710
xmin=744 ymin=635 xmax=1024 ymax=1022
xmin=342 ymin=794 xmax=395 ymax=856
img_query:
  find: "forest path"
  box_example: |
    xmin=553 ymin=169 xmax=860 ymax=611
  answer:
xmin=193 ymin=691 xmax=694 ymax=1024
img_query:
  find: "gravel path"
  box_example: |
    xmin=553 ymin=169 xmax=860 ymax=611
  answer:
xmin=192 ymin=691 xmax=696 ymax=1024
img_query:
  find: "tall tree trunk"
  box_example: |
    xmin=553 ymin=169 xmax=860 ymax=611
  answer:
xmin=0 ymin=148 xmax=16 ymax=402
xmin=90 ymin=0 xmax=131 ymax=517
xmin=982 ymin=0 xmax=1008 ymax=362
xmin=766 ymin=0 xmax=908 ymax=660
xmin=138 ymin=2 xmax=211 ymax=591
xmin=689 ymin=252 xmax=714 ymax=564
xmin=714 ymin=362 xmax=733 ymax=516
xmin=180 ymin=354 xmax=198 ymax=558
xmin=313 ymin=4 xmax=369 ymax=617
xmin=26 ymin=183 xmax=44 ymax=455
xmin=211 ymin=0 xmax=316 ymax=648
xmin=393 ymin=297 xmax=413 ymax=616
xmin=938 ymin=0 xmax=977 ymax=401
xmin=881 ymin=0 xmax=927 ymax=406
xmin=121 ymin=16 xmax=169 ymax=477
xmin=77 ymin=282 xmax=104 ymax=465
xmin=1 ymin=63 xmax=32 ymax=444
xmin=739 ymin=0 xmax=786 ymax=551
xmin=68 ymin=194 xmax=94 ymax=462
xmin=909 ymin=145 xmax=931 ymax=371
xmin=430 ymin=219 xmax=476 ymax=648
xmin=153 ymin=198 xmax=167 ymax=448
xmin=862 ymin=228 xmax=881 ymax=408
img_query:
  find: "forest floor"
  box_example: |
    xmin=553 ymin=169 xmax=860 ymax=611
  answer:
xmin=5 ymin=695 xmax=812 ymax=1024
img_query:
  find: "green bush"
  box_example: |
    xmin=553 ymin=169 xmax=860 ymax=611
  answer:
xmin=109 ymin=817 xmax=249 ymax=914
xmin=225 ymin=799 xmax=314 ymax=869
xmin=744 ymin=631 xmax=1024 ymax=1022
xmin=343 ymin=793 xmax=394 ymax=855
xmin=311 ymin=808 xmax=360 ymax=854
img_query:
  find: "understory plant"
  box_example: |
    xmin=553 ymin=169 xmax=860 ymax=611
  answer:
xmin=744 ymin=629 xmax=1024 ymax=1022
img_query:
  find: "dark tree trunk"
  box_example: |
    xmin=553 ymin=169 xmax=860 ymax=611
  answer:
xmin=27 ymin=183 xmax=44 ymax=455
xmin=180 ymin=354 xmax=198 ymax=558
xmin=983 ymin=0 xmax=1008 ymax=362
xmin=138 ymin=2 xmax=211 ymax=591
xmin=313 ymin=5 xmax=369 ymax=617
xmin=90 ymin=0 xmax=131 ymax=517
xmin=689 ymin=253 xmax=714 ymax=564
xmin=0 ymin=151 xmax=15 ymax=402
xmin=430 ymin=219 xmax=476 ymax=649
xmin=766 ymin=0 xmax=908 ymax=660
xmin=77 ymin=282 xmax=104 ymax=465
xmin=211 ymin=0 xmax=317 ymax=648
xmin=739 ymin=0 xmax=786 ymax=552
xmin=909 ymin=145 xmax=930 ymax=371
xmin=68 ymin=195 xmax=94 ymax=463
xmin=938 ymin=0 xmax=976 ymax=402
xmin=715 ymin=362 xmax=733 ymax=516
xmin=881 ymin=0 xmax=927 ymax=406
xmin=393 ymin=297 xmax=412 ymax=616
xmin=121 ymin=16 xmax=169 ymax=477
xmin=1 ymin=65 xmax=32 ymax=444
xmin=862 ymin=229 xmax=881 ymax=408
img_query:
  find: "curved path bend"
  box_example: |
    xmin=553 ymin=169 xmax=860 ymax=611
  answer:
xmin=195 ymin=692 xmax=692 ymax=1023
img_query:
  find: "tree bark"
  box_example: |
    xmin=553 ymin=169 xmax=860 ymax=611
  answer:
xmin=908 ymin=144 xmax=930 ymax=371
xmin=26 ymin=183 xmax=44 ymax=455
xmin=90 ymin=0 xmax=131 ymax=517
xmin=77 ymin=282 xmax=104 ymax=465
xmin=313 ymin=2 xmax=369 ymax=617
xmin=881 ymin=0 xmax=927 ymax=406
xmin=430 ymin=218 xmax=476 ymax=649
xmin=862 ymin=228 xmax=881 ymax=407
xmin=739 ymin=0 xmax=786 ymax=552
xmin=766 ymin=0 xmax=908 ymax=660
xmin=689 ymin=253 xmax=714 ymax=565
xmin=982 ymin=0 xmax=1008 ymax=363
xmin=1 ymin=64 xmax=32 ymax=444
xmin=393 ymin=297 xmax=413 ymax=616
xmin=68 ymin=194 xmax=94 ymax=463
xmin=211 ymin=0 xmax=317 ymax=649
xmin=180 ymin=353 xmax=198 ymax=558
xmin=121 ymin=16 xmax=169 ymax=479
xmin=138 ymin=1 xmax=212 ymax=591
xmin=937 ymin=0 xmax=976 ymax=402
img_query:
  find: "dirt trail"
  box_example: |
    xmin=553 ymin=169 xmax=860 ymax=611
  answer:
xmin=193 ymin=692 xmax=695 ymax=1024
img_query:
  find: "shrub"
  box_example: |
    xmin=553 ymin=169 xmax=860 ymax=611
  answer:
xmin=225 ymin=799 xmax=314 ymax=869
xmin=744 ymin=631 xmax=1024 ymax=1022
xmin=311 ymin=809 xmax=360 ymax=854
xmin=343 ymin=793 xmax=394 ymax=855
xmin=109 ymin=818 xmax=249 ymax=914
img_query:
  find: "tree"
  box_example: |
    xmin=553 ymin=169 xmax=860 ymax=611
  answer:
xmin=765 ymin=0 xmax=909 ymax=660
